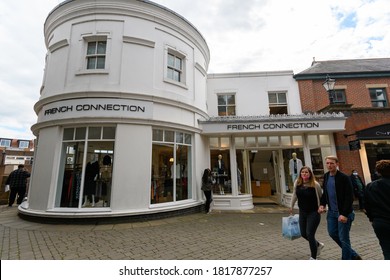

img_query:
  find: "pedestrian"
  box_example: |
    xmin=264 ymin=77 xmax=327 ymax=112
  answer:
xmin=5 ymin=164 xmax=31 ymax=207
xmin=290 ymin=166 xmax=324 ymax=260
xmin=318 ymin=155 xmax=362 ymax=260
xmin=201 ymin=168 xmax=214 ymax=214
xmin=364 ymin=160 xmax=390 ymax=260
xmin=350 ymin=169 xmax=365 ymax=211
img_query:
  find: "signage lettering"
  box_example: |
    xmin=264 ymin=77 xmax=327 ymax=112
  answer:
xmin=227 ymin=122 xmax=320 ymax=131
xmin=44 ymin=103 xmax=145 ymax=115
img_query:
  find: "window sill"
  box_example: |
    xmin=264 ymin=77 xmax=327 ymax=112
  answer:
xmin=163 ymin=78 xmax=188 ymax=90
xmin=76 ymin=69 xmax=109 ymax=76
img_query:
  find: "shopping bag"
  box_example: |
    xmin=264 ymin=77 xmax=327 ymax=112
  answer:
xmin=5 ymin=185 xmax=10 ymax=192
xmin=282 ymin=214 xmax=301 ymax=240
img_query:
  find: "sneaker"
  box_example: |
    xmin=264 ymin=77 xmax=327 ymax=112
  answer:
xmin=352 ymin=255 xmax=362 ymax=260
xmin=309 ymin=257 xmax=316 ymax=260
xmin=317 ymin=242 xmax=324 ymax=257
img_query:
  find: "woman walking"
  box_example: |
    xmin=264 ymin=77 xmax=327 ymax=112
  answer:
xmin=201 ymin=168 xmax=214 ymax=214
xmin=290 ymin=166 xmax=324 ymax=259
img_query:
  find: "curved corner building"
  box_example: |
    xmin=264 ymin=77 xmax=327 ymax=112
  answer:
xmin=21 ymin=0 xmax=211 ymax=219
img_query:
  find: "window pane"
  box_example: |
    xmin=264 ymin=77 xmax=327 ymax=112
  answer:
xmin=87 ymin=42 xmax=96 ymax=55
xmin=184 ymin=134 xmax=191 ymax=144
xmin=319 ymin=134 xmax=330 ymax=145
xmin=88 ymin=127 xmax=101 ymax=139
xmin=308 ymin=135 xmax=318 ymax=146
xmin=226 ymin=95 xmax=235 ymax=105
xmin=268 ymin=93 xmax=277 ymax=103
xmin=246 ymin=137 xmax=256 ymax=147
xmin=278 ymin=92 xmax=287 ymax=103
xmin=218 ymin=95 xmax=227 ymax=105
xmin=153 ymin=129 xmax=163 ymax=141
xmin=96 ymin=57 xmax=105 ymax=69
xmin=280 ymin=136 xmax=291 ymax=146
xmin=174 ymin=57 xmax=182 ymax=70
xmin=103 ymin=127 xmax=115 ymax=139
xmin=75 ymin=127 xmax=86 ymax=140
xmin=258 ymin=136 xmax=268 ymax=146
xmin=87 ymin=57 xmax=96 ymax=69
xmin=63 ymin=128 xmax=74 ymax=140
xmin=209 ymin=137 xmax=218 ymax=148
xmin=97 ymin=41 xmax=106 ymax=54
xmin=220 ymin=137 xmax=230 ymax=148
xmin=269 ymin=136 xmax=279 ymax=146
xmin=165 ymin=131 xmax=174 ymax=142
xmin=218 ymin=106 xmax=226 ymax=116
xmin=168 ymin=54 xmax=175 ymax=67
xmin=292 ymin=135 xmax=303 ymax=146
xmin=235 ymin=137 xmax=244 ymax=148
xmin=227 ymin=106 xmax=236 ymax=116
xmin=167 ymin=68 xmax=174 ymax=80
xmin=173 ymin=70 xmax=180 ymax=81
xmin=176 ymin=132 xmax=184 ymax=143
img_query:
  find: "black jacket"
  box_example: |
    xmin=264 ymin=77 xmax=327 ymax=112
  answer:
xmin=320 ymin=170 xmax=354 ymax=217
xmin=364 ymin=177 xmax=390 ymax=222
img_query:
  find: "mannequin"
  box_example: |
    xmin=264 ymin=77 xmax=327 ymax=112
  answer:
xmin=83 ymin=154 xmax=100 ymax=207
xmin=215 ymin=154 xmax=226 ymax=194
xmin=289 ymin=152 xmax=303 ymax=184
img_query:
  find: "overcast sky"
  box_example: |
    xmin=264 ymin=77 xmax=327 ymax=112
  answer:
xmin=1 ymin=0 xmax=389 ymax=140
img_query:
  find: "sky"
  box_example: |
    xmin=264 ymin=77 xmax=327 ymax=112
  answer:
xmin=1 ymin=0 xmax=390 ymax=140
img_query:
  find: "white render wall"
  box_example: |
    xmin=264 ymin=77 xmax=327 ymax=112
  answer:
xmin=207 ymin=71 xmax=302 ymax=117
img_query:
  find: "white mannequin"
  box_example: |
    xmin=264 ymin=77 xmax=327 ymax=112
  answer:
xmin=289 ymin=152 xmax=303 ymax=183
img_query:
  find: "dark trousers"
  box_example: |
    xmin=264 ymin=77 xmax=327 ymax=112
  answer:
xmin=372 ymin=218 xmax=390 ymax=260
xmin=8 ymin=187 xmax=26 ymax=206
xmin=299 ymin=210 xmax=321 ymax=259
xmin=203 ymin=190 xmax=212 ymax=213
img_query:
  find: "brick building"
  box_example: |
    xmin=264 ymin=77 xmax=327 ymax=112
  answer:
xmin=0 ymin=138 xmax=34 ymax=204
xmin=294 ymin=58 xmax=390 ymax=185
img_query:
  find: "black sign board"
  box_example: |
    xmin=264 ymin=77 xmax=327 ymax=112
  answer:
xmin=349 ymin=139 xmax=361 ymax=151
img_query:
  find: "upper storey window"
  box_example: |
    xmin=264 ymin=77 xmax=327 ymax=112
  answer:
xmin=332 ymin=89 xmax=346 ymax=104
xmin=167 ymin=53 xmax=182 ymax=82
xmin=369 ymin=88 xmax=387 ymax=107
xmin=86 ymin=41 xmax=107 ymax=69
xmin=218 ymin=94 xmax=236 ymax=116
xmin=268 ymin=92 xmax=287 ymax=115
xmin=0 ymin=139 xmax=11 ymax=147
xmin=164 ymin=47 xmax=187 ymax=88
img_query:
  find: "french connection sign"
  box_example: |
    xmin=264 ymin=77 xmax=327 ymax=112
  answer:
xmin=38 ymin=98 xmax=153 ymax=122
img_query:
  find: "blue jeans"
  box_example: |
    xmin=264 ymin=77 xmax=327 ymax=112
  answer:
xmin=327 ymin=210 xmax=359 ymax=260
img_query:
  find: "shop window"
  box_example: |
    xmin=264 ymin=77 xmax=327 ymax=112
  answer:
xmin=369 ymin=88 xmax=387 ymax=107
xmin=268 ymin=92 xmax=287 ymax=115
xmin=0 ymin=139 xmax=11 ymax=147
xmin=151 ymin=129 xmax=192 ymax=204
xmin=217 ymin=94 xmax=236 ymax=116
xmin=258 ymin=137 xmax=268 ymax=147
xmin=292 ymin=136 xmax=303 ymax=146
xmin=210 ymin=150 xmax=231 ymax=195
xmin=56 ymin=126 xmax=115 ymax=208
xmin=86 ymin=40 xmax=107 ymax=69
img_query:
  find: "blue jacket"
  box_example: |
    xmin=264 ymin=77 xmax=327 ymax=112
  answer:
xmin=320 ymin=170 xmax=354 ymax=217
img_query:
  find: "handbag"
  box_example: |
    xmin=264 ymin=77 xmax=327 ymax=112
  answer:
xmin=282 ymin=214 xmax=301 ymax=240
xmin=5 ymin=185 xmax=10 ymax=192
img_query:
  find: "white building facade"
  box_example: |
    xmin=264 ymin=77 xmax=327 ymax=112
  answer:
xmin=20 ymin=0 xmax=345 ymax=220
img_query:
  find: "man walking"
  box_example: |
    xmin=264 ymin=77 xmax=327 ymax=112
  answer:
xmin=6 ymin=164 xmax=31 ymax=207
xmin=318 ymin=155 xmax=362 ymax=260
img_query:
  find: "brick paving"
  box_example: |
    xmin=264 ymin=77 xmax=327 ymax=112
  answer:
xmin=0 ymin=205 xmax=383 ymax=260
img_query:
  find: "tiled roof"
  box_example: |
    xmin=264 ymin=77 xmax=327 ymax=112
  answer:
xmin=294 ymin=58 xmax=390 ymax=79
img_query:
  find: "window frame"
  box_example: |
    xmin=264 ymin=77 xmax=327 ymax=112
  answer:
xmin=268 ymin=91 xmax=288 ymax=115
xmin=164 ymin=46 xmax=187 ymax=88
xmin=0 ymin=139 xmax=11 ymax=147
xmin=369 ymin=88 xmax=388 ymax=108
xmin=18 ymin=140 xmax=30 ymax=149
xmin=217 ymin=93 xmax=236 ymax=116
xmin=86 ymin=40 xmax=107 ymax=70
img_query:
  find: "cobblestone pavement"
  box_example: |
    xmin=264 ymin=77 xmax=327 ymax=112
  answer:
xmin=0 ymin=205 xmax=383 ymax=260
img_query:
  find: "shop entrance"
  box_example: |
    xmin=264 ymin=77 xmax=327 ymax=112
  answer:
xmin=238 ymin=149 xmax=280 ymax=198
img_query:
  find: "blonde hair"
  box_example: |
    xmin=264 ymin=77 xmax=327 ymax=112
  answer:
xmin=325 ymin=155 xmax=339 ymax=163
xmin=296 ymin=166 xmax=317 ymax=188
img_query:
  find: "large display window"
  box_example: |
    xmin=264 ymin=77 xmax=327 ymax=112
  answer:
xmin=151 ymin=129 xmax=192 ymax=204
xmin=56 ymin=126 xmax=115 ymax=208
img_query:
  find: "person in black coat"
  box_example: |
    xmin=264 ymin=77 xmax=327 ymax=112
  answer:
xmin=364 ymin=160 xmax=390 ymax=260
xmin=350 ymin=170 xmax=365 ymax=210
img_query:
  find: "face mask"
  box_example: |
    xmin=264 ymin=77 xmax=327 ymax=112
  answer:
xmin=353 ymin=172 xmax=358 ymax=176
